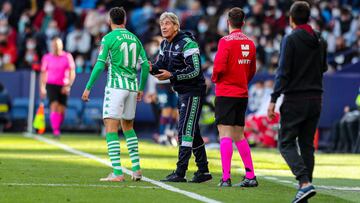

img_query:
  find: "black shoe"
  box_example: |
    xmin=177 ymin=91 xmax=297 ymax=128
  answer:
xmin=234 ymin=176 xmax=258 ymax=187
xmin=189 ymin=171 xmax=212 ymax=183
xmin=218 ymin=178 xmax=232 ymax=187
xmin=160 ymin=171 xmax=186 ymax=182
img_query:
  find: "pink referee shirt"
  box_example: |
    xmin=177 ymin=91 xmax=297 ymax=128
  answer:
xmin=41 ymin=51 xmax=75 ymax=86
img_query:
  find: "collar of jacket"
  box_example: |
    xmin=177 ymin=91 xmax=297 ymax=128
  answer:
xmin=230 ymin=29 xmax=242 ymax=34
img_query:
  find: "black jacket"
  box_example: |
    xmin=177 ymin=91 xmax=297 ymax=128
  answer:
xmin=271 ymin=29 xmax=328 ymax=102
xmin=151 ymin=31 xmax=206 ymax=96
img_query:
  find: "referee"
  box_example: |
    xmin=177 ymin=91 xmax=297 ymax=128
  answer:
xmin=268 ymin=2 xmax=328 ymax=202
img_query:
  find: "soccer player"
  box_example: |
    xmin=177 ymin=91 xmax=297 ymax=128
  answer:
xmin=82 ymin=7 xmax=150 ymax=182
xmin=267 ymin=2 xmax=327 ymax=202
xmin=151 ymin=12 xmax=212 ymax=183
xmin=40 ymin=37 xmax=76 ymax=137
xmin=212 ymin=7 xmax=258 ymax=187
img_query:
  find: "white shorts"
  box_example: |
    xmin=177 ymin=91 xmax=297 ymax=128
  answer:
xmin=103 ymin=87 xmax=137 ymax=120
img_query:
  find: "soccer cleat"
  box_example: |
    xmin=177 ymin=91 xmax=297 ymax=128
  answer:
xmin=292 ymin=185 xmax=316 ymax=203
xmin=100 ymin=173 xmax=125 ymax=182
xmin=131 ymin=170 xmax=142 ymax=181
xmin=233 ymin=176 xmax=258 ymax=187
xmin=218 ymin=178 xmax=232 ymax=187
xmin=160 ymin=171 xmax=186 ymax=182
xmin=189 ymin=171 xmax=212 ymax=183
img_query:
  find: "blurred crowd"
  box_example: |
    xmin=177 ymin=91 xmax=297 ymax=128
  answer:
xmin=0 ymin=0 xmax=358 ymax=73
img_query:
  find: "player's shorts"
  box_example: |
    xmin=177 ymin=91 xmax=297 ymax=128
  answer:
xmin=102 ymin=87 xmax=137 ymax=120
xmin=46 ymin=84 xmax=68 ymax=106
xmin=157 ymin=84 xmax=177 ymax=109
xmin=215 ymin=97 xmax=248 ymax=126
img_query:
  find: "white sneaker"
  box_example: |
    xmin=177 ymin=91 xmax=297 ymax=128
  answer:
xmin=100 ymin=173 xmax=125 ymax=182
xmin=131 ymin=170 xmax=142 ymax=181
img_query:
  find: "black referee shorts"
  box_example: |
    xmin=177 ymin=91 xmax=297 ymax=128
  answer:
xmin=215 ymin=97 xmax=248 ymax=126
xmin=46 ymin=84 xmax=68 ymax=106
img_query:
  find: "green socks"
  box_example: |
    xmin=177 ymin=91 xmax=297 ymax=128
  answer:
xmin=106 ymin=132 xmax=123 ymax=176
xmin=124 ymin=129 xmax=140 ymax=172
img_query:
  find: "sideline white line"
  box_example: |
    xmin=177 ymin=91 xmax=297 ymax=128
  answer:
xmin=1 ymin=183 xmax=159 ymax=189
xmin=33 ymin=135 xmax=221 ymax=203
xmin=262 ymin=175 xmax=360 ymax=191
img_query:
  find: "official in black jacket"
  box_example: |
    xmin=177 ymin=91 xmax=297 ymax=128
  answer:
xmin=267 ymin=2 xmax=328 ymax=203
xmin=151 ymin=12 xmax=211 ymax=183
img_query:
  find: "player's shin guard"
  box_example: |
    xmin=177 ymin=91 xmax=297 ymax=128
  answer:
xmin=124 ymin=129 xmax=140 ymax=172
xmin=106 ymin=132 xmax=123 ymax=176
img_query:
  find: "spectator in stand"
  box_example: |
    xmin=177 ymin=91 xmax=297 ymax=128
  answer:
xmin=21 ymin=38 xmax=40 ymax=71
xmin=333 ymin=7 xmax=358 ymax=47
xmin=83 ymin=1 xmax=107 ymax=37
xmin=0 ymin=19 xmax=16 ymax=71
xmin=33 ymin=0 xmax=67 ymax=33
xmin=66 ymin=20 xmax=91 ymax=57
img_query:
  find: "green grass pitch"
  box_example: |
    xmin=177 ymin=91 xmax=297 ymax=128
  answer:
xmin=0 ymin=133 xmax=359 ymax=203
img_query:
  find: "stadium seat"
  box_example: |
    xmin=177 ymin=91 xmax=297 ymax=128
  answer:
xmin=82 ymin=98 xmax=103 ymax=129
xmin=61 ymin=99 xmax=83 ymax=128
xmin=11 ymin=98 xmax=29 ymax=120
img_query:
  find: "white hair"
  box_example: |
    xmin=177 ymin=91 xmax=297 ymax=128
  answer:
xmin=159 ymin=12 xmax=180 ymax=28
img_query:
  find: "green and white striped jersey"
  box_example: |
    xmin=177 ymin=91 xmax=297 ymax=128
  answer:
xmin=98 ymin=28 xmax=149 ymax=91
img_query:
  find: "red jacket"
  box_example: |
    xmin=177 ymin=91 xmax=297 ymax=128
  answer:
xmin=212 ymin=30 xmax=256 ymax=97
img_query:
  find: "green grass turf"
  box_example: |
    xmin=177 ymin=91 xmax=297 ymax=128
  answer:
xmin=0 ymin=133 xmax=359 ymax=203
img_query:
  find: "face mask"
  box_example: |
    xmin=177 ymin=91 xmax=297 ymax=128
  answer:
xmin=311 ymin=8 xmax=319 ymax=18
xmin=207 ymin=6 xmax=217 ymax=16
xmin=46 ymin=28 xmax=58 ymax=38
xmin=198 ymin=23 xmax=208 ymax=33
xmin=0 ymin=26 xmax=8 ymax=34
xmin=26 ymin=42 xmax=36 ymax=50
xmin=25 ymin=53 xmax=34 ymax=62
xmin=3 ymin=54 xmax=10 ymax=64
xmin=100 ymin=24 xmax=109 ymax=33
xmin=75 ymin=57 xmax=84 ymax=67
xmin=332 ymin=9 xmax=340 ymax=18
xmin=44 ymin=4 xmax=54 ymax=15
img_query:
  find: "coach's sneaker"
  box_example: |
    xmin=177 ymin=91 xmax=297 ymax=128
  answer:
xmin=132 ymin=170 xmax=142 ymax=181
xmin=189 ymin=171 xmax=212 ymax=183
xmin=100 ymin=173 xmax=125 ymax=182
xmin=292 ymin=184 xmax=316 ymax=203
xmin=234 ymin=176 xmax=258 ymax=187
xmin=160 ymin=171 xmax=186 ymax=182
xmin=218 ymin=178 xmax=232 ymax=187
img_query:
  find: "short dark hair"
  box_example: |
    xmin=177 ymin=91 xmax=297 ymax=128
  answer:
xmin=109 ymin=7 xmax=126 ymax=25
xmin=228 ymin=7 xmax=245 ymax=29
xmin=290 ymin=1 xmax=311 ymax=25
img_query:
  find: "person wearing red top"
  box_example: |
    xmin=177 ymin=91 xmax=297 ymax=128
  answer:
xmin=212 ymin=7 xmax=258 ymax=187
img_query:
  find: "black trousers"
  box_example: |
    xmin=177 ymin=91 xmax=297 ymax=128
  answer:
xmin=175 ymin=94 xmax=209 ymax=177
xmin=279 ymin=97 xmax=322 ymax=184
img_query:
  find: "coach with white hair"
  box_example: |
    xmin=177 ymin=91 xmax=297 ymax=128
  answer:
xmin=150 ymin=12 xmax=212 ymax=183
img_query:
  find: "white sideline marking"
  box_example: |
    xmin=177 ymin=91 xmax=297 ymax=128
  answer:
xmin=33 ymin=135 xmax=221 ymax=203
xmin=1 ymin=183 xmax=159 ymax=189
xmin=262 ymin=175 xmax=360 ymax=191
